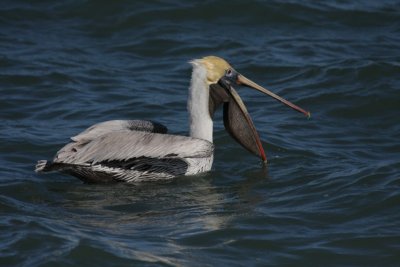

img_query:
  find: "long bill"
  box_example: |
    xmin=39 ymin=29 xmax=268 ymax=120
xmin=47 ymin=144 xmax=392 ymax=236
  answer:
xmin=237 ymin=74 xmax=311 ymax=118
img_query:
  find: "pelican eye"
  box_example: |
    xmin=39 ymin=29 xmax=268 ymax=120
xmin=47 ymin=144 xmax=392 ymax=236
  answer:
xmin=225 ymin=68 xmax=233 ymax=77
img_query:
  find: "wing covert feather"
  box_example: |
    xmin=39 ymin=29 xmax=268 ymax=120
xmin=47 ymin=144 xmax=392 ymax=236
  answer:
xmin=56 ymin=130 xmax=213 ymax=164
xmin=71 ymin=120 xmax=168 ymax=142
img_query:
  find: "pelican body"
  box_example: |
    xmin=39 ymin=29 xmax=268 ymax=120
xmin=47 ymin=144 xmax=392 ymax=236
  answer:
xmin=35 ymin=56 xmax=309 ymax=183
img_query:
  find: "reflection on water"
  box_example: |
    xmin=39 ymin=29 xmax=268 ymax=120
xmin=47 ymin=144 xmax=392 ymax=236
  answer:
xmin=7 ymin=173 xmax=268 ymax=265
xmin=59 ymin=171 xmax=269 ymax=232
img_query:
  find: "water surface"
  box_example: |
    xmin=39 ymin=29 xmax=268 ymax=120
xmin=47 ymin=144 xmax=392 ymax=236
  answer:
xmin=1 ymin=1 xmax=400 ymax=266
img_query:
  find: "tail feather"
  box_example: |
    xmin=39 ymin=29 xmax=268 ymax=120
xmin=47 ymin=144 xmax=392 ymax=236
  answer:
xmin=35 ymin=160 xmax=70 ymax=173
xmin=35 ymin=160 xmax=52 ymax=172
xmin=35 ymin=160 xmax=118 ymax=183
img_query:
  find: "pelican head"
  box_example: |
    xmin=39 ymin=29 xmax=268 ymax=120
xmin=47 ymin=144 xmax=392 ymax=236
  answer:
xmin=192 ymin=56 xmax=310 ymax=163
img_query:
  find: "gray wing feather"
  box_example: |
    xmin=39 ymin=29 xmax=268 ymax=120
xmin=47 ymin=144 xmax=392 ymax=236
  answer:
xmin=55 ymin=130 xmax=213 ymax=165
xmin=36 ymin=121 xmax=212 ymax=182
xmin=71 ymin=120 xmax=168 ymax=142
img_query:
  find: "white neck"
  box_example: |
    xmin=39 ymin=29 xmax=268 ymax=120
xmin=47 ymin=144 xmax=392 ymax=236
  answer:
xmin=187 ymin=61 xmax=213 ymax=143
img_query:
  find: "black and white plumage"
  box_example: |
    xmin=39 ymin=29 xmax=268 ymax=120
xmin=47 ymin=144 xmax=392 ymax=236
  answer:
xmin=36 ymin=120 xmax=213 ymax=183
xmin=36 ymin=56 xmax=309 ymax=183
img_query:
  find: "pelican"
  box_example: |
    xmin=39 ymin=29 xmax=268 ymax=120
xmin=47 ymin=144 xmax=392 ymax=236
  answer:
xmin=35 ymin=56 xmax=309 ymax=183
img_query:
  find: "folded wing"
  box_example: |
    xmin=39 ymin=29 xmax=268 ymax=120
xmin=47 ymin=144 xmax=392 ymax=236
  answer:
xmin=36 ymin=120 xmax=213 ymax=183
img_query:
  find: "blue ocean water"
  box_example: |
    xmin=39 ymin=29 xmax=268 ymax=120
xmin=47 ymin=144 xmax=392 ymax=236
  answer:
xmin=1 ymin=1 xmax=399 ymax=266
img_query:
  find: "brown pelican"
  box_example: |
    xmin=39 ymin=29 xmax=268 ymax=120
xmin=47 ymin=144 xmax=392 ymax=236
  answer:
xmin=35 ymin=56 xmax=309 ymax=183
